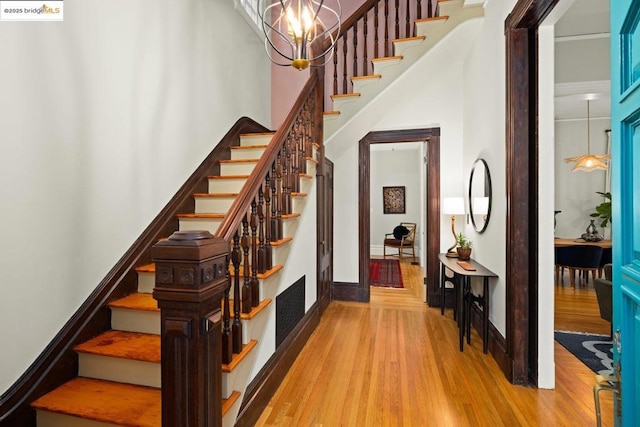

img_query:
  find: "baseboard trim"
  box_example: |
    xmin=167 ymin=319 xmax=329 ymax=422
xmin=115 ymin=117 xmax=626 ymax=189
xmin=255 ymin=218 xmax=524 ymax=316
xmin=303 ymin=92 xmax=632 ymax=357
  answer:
xmin=331 ymin=281 xmax=363 ymax=302
xmin=235 ymin=302 xmax=321 ymax=426
xmin=470 ymin=303 xmax=510 ymax=380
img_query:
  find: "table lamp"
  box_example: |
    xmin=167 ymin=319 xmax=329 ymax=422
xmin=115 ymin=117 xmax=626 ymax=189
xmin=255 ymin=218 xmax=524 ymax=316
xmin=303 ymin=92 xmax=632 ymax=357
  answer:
xmin=442 ymin=197 xmax=466 ymax=257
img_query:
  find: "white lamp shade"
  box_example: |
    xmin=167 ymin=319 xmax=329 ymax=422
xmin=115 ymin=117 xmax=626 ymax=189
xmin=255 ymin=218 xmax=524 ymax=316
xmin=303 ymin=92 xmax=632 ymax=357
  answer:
xmin=442 ymin=197 xmax=465 ymax=215
xmin=473 ymin=197 xmax=490 ymax=215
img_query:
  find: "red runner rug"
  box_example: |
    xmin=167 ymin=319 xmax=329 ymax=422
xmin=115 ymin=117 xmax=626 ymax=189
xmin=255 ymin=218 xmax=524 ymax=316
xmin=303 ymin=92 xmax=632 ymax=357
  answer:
xmin=369 ymin=259 xmax=404 ymax=288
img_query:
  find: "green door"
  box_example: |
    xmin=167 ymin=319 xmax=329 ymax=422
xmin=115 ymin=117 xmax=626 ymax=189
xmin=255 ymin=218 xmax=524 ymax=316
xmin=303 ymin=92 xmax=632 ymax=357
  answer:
xmin=611 ymin=0 xmax=640 ymax=423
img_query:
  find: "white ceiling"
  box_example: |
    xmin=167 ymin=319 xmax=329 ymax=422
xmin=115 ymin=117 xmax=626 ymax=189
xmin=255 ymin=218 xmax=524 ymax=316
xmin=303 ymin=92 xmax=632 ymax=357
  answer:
xmin=554 ymin=0 xmax=610 ymax=121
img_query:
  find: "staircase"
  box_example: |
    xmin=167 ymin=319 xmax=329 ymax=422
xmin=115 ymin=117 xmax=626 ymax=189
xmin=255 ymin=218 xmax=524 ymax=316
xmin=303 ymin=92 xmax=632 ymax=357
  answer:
xmin=323 ymin=0 xmax=483 ymax=137
xmin=30 ymin=130 xmax=318 ymax=426
xmin=20 ymin=1 xmax=485 ymax=425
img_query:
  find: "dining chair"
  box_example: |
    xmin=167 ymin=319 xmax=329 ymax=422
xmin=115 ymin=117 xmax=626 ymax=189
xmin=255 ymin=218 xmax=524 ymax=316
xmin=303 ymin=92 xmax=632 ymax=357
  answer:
xmin=555 ymin=245 xmax=604 ymax=287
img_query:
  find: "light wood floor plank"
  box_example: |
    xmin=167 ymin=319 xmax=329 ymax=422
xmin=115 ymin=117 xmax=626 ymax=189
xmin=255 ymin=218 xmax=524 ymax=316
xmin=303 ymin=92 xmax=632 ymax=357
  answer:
xmin=256 ymin=259 xmax=614 ymax=426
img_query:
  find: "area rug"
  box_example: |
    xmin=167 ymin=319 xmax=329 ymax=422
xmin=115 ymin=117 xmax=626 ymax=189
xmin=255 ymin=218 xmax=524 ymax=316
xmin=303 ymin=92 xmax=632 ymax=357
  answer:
xmin=554 ymin=331 xmax=613 ymax=375
xmin=369 ymin=259 xmax=404 ymax=288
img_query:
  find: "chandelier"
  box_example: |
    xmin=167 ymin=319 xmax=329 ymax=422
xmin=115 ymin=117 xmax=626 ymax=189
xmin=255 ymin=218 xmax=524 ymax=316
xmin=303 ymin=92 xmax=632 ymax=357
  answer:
xmin=564 ymin=98 xmax=610 ymax=172
xmin=259 ymin=0 xmax=341 ymax=71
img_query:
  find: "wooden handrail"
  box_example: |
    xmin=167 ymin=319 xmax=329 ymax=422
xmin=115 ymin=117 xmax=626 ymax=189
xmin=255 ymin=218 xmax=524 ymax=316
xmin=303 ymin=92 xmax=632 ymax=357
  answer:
xmin=216 ymin=72 xmax=321 ymax=242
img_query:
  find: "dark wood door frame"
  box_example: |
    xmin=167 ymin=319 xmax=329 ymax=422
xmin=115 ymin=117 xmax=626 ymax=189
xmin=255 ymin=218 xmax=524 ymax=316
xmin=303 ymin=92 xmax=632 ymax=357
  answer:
xmin=357 ymin=128 xmax=441 ymax=303
xmin=505 ymin=0 xmax=558 ymax=385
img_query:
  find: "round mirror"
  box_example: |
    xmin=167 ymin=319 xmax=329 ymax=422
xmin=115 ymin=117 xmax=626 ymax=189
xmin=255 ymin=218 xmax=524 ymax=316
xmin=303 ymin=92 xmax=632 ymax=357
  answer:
xmin=468 ymin=159 xmax=492 ymax=233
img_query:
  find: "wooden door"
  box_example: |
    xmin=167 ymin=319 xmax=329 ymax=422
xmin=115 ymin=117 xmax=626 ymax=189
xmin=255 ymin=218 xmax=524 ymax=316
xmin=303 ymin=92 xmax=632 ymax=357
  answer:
xmin=611 ymin=1 xmax=640 ymax=422
xmin=317 ymin=157 xmax=334 ymax=314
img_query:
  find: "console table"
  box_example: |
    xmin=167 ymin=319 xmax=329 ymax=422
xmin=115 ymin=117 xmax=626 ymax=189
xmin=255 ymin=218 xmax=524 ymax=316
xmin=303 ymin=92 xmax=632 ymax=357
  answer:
xmin=438 ymin=253 xmax=497 ymax=353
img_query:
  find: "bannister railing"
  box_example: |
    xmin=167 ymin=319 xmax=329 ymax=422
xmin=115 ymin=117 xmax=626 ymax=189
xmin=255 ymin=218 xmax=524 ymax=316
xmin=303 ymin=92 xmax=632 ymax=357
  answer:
xmin=324 ymin=0 xmax=437 ymax=105
xmin=215 ymin=69 xmax=323 ymax=365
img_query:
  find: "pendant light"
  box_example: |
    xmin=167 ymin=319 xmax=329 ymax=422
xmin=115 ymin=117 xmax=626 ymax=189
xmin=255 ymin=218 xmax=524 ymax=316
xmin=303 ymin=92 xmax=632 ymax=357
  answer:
xmin=259 ymin=0 xmax=341 ymax=71
xmin=564 ymin=98 xmax=610 ymax=172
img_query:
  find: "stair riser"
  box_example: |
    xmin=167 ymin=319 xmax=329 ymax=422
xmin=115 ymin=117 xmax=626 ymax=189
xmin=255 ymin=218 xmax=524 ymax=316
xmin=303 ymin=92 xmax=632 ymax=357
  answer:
xmin=137 ymin=271 xmax=155 ymax=294
xmin=231 ymin=147 xmax=266 ymax=160
xmin=331 ymin=96 xmax=361 ymax=111
xmin=111 ymin=308 xmax=160 ymax=335
xmin=179 ymin=217 xmax=223 ymax=235
xmin=220 ymin=162 xmax=257 ymax=176
xmin=195 ymin=197 xmax=236 ymax=214
xmin=37 ymin=411 xmax=113 ymax=427
xmin=78 ymin=353 xmax=160 ymax=388
xmin=372 ymin=58 xmax=403 ymax=75
xmin=351 ymin=77 xmax=382 ymax=94
xmin=229 ymin=271 xmax=281 ymax=305
xmin=209 ymin=177 xmax=248 ymax=193
xmin=393 ymin=38 xmax=426 ymax=57
xmin=240 ymin=134 xmax=273 ymax=147
xmin=438 ymin=0 xmax=463 ymax=16
xmin=413 ymin=18 xmax=448 ymax=36
xmin=240 ymin=304 xmax=271 ymax=346
xmin=222 ymin=347 xmax=257 ymax=400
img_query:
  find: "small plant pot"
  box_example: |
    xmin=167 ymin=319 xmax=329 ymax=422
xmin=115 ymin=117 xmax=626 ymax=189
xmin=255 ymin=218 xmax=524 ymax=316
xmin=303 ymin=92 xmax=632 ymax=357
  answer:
xmin=457 ymin=247 xmax=472 ymax=260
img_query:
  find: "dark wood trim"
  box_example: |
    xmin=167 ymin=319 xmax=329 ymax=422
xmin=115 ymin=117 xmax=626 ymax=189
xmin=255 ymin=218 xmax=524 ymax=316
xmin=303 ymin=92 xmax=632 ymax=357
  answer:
xmin=504 ymin=0 xmax=558 ymax=386
xmin=235 ymin=302 xmax=321 ymax=427
xmin=331 ymin=281 xmax=363 ymax=301
xmin=354 ymin=128 xmax=440 ymax=304
xmin=0 ymin=117 xmax=271 ymax=426
xmin=470 ymin=303 xmax=509 ymax=376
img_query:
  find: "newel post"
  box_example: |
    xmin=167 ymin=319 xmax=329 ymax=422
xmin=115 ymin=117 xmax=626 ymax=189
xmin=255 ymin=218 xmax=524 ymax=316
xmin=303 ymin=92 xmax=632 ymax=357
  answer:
xmin=152 ymin=230 xmax=229 ymax=427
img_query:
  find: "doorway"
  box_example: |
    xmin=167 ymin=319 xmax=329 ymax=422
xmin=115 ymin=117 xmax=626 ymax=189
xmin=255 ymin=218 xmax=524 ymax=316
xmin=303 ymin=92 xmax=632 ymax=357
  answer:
xmin=357 ymin=128 xmax=441 ymax=304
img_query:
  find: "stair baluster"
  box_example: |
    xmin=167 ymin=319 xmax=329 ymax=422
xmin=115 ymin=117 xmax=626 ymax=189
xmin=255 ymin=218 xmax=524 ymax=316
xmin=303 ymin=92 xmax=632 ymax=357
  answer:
xmin=282 ymin=137 xmax=292 ymax=216
xmin=274 ymin=154 xmax=283 ymax=239
xmin=385 ymin=0 xmax=389 ymax=57
xmin=406 ymin=0 xmax=411 ymax=36
xmin=264 ymin=174 xmax=273 ymax=270
xmin=241 ymin=214 xmax=252 ymax=313
xmin=232 ymin=231 xmax=243 ymax=354
xmin=257 ymin=187 xmax=266 ymax=274
xmin=250 ymin=199 xmax=260 ymax=307
xmin=395 ymin=0 xmax=400 ymax=40
xmin=222 ymin=268 xmax=233 ymax=364
xmin=353 ymin=23 xmax=358 ymax=78
xmin=374 ymin=2 xmax=379 ymax=58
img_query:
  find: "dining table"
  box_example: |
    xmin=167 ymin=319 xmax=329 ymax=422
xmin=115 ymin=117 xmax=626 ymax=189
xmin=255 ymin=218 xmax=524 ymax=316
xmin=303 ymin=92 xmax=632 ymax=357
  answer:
xmin=554 ymin=238 xmax=612 ymax=248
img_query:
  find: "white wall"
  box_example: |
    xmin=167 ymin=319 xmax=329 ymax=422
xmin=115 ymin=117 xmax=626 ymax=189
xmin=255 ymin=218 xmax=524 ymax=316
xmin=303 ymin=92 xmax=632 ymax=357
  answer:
xmin=370 ymin=144 xmax=422 ymax=256
xmin=0 ymin=0 xmax=271 ymax=394
xmin=325 ymin=18 xmax=482 ymax=283
xmin=461 ymin=0 xmax=512 ymax=361
xmin=554 ymin=118 xmax=611 ymax=238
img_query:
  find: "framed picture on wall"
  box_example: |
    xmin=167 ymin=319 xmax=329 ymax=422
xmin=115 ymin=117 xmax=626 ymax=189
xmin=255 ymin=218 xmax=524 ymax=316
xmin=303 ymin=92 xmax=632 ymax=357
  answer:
xmin=383 ymin=186 xmax=405 ymax=214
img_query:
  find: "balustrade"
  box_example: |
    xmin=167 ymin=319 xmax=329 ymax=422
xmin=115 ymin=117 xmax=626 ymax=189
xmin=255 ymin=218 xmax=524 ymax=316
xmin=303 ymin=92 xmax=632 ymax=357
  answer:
xmin=326 ymin=0 xmax=437 ymax=106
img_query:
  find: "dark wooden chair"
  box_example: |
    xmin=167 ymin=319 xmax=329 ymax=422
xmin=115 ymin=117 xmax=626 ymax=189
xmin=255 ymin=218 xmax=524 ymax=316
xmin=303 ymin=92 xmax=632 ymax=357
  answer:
xmin=555 ymin=245 xmax=604 ymax=287
xmin=594 ymin=263 xmax=612 ymax=333
xmin=383 ymin=222 xmax=416 ymax=262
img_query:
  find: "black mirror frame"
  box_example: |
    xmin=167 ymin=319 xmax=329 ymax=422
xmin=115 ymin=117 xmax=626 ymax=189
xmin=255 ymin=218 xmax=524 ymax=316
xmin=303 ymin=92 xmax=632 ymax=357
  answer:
xmin=468 ymin=158 xmax=492 ymax=233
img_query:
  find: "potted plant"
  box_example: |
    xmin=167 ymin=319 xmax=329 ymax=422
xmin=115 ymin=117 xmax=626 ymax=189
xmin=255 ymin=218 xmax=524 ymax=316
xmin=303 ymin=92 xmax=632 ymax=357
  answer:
xmin=456 ymin=232 xmax=473 ymax=260
xmin=590 ymin=191 xmax=612 ymax=228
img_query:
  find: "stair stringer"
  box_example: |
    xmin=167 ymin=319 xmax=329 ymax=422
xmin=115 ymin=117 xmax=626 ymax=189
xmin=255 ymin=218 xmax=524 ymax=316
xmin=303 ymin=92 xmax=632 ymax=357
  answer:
xmin=221 ymin=159 xmax=318 ymax=426
xmin=324 ymin=8 xmax=484 ymax=139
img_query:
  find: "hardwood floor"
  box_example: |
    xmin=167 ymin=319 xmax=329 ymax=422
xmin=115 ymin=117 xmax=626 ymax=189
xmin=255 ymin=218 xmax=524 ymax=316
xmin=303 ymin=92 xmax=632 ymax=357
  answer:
xmin=554 ymin=270 xmax=611 ymax=336
xmin=256 ymin=259 xmax=614 ymax=426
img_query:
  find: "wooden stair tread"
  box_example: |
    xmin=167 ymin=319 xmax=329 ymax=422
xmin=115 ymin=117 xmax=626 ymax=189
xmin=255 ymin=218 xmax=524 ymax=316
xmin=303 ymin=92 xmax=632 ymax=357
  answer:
xmin=415 ymin=15 xmax=448 ymax=23
xmin=226 ymin=298 xmax=272 ymax=321
xmin=393 ymin=35 xmax=426 ymax=43
xmin=109 ymin=293 xmax=159 ymax=312
xmin=222 ymin=339 xmax=258 ymax=373
xmin=219 ymin=159 xmax=259 ymax=164
xmin=229 ymin=264 xmax=283 ymax=279
xmin=230 ymin=145 xmax=268 ymax=150
xmin=240 ymin=132 xmax=275 ymax=137
xmin=136 ymin=263 xmax=155 ymax=273
xmin=272 ymin=236 xmax=292 ymax=246
xmin=31 ymin=377 xmax=161 ymax=427
xmin=371 ymin=55 xmax=404 ymax=62
xmin=223 ymin=391 xmax=241 ymax=415
xmin=282 ymin=212 xmax=301 ymax=219
xmin=208 ymin=174 xmax=249 ymax=180
xmin=323 ymin=111 xmax=341 ymax=116
xmin=306 ymin=156 xmax=318 ymax=164
xmin=351 ymin=74 xmax=382 ymax=81
xmin=330 ymin=93 xmax=361 ymax=100
xmin=177 ymin=212 xmax=225 ymax=219
xmin=193 ymin=192 xmax=238 ymax=197
xmin=300 ymin=173 xmax=313 ymax=179
xmin=74 ymin=330 xmax=160 ymax=363
xmin=291 ymin=192 xmax=307 ymax=197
